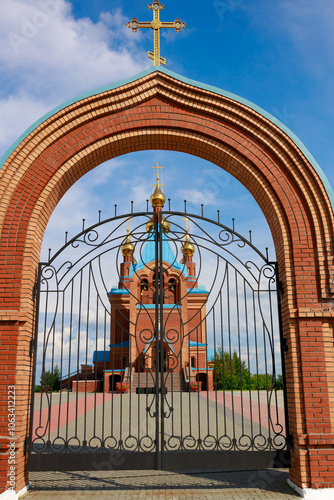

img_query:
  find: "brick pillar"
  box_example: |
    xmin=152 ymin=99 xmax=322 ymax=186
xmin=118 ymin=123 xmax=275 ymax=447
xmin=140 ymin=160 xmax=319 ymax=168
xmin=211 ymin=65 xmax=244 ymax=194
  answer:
xmin=0 ymin=319 xmax=32 ymax=493
xmin=288 ymin=318 xmax=334 ymax=489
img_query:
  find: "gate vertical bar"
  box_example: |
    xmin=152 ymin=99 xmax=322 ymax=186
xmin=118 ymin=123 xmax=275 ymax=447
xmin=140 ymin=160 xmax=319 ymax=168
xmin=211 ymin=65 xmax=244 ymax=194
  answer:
xmin=27 ymin=264 xmax=42 ymax=468
xmin=159 ymin=210 xmax=165 ymax=469
xmin=154 ymin=211 xmax=161 ymax=469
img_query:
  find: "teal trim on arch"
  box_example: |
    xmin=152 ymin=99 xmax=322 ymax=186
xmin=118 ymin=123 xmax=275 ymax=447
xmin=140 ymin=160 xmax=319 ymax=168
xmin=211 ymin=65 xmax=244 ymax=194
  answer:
xmin=1 ymin=65 xmax=333 ymax=211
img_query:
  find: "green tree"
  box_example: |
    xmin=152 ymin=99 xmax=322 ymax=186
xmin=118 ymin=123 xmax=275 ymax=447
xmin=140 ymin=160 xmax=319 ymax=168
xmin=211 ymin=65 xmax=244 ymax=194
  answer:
xmin=250 ymin=373 xmax=273 ymax=390
xmin=275 ymin=374 xmax=284 ymax=390
xmin=212 ymin=348 xmax=250 ymax=390
xmin=40 ymin=364 xmax=60 ymax=392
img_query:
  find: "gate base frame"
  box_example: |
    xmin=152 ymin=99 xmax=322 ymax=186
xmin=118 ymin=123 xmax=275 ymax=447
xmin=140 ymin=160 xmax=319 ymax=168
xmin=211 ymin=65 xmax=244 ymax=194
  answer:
xmin=29 ymin=450 xmax=289 ymax=472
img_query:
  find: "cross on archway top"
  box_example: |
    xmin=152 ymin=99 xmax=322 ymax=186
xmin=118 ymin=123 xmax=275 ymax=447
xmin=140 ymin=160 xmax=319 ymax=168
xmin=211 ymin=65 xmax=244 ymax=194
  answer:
xmin=126 ymin=0 xmax=186 ymax=66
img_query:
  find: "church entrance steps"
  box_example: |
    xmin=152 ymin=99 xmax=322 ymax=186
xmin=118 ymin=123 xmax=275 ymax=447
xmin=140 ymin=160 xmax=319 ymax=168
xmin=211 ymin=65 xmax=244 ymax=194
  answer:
xmin=129 ymin=372 xmax=185 ymax=392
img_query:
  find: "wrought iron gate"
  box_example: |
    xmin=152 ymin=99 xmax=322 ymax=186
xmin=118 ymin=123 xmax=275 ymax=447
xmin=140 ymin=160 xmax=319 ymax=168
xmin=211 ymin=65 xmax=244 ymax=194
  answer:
xmin=28 ymin=210 xmax=290 ymax=471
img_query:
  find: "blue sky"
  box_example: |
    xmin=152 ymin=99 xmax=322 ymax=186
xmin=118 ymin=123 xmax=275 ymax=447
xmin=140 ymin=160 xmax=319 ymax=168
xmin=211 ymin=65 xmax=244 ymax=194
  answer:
xmin=1 ymin=0 xmax=333 ymax=261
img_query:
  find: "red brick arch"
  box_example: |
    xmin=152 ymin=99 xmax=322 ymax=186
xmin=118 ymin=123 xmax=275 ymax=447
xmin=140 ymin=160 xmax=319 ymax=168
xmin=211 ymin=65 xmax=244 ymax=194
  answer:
xmin=1 ymin=68 xmax=334 ymax=493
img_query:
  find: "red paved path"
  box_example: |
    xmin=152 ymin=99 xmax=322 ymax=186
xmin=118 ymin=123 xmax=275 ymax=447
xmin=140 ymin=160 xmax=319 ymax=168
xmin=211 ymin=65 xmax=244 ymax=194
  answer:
xmin=33 ymin=393 xmax=117 ymax=436
xmin=204 ymin=391 xmax=286 ymax=434
xmin=33 ymin=391 xmax=286 ymax=436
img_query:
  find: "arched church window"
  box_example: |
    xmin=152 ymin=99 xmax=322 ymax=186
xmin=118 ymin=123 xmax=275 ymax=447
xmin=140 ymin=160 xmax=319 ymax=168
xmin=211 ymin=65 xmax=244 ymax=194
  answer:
xmin=141 ymin=279 xmax=149 ymax=293
xmin=191 ymin=357 xmax=196 ymax=368
xmin=168 ymin=279 xmax=177 ymax=303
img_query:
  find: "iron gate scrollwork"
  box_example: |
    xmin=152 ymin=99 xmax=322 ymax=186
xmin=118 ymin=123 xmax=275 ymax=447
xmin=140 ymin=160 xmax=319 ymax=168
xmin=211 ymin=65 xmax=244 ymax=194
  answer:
xmin=28 ymin=210 xmax=291 ymax=471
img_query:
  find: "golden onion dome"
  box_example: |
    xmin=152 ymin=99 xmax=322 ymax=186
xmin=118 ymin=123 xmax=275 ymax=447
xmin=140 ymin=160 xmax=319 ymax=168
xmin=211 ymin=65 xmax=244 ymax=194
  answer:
xmin=146 ymin=215 xmax=170 ymax=234
xmin=121 ymin=233 xmax=134 ymax=256
xmin=162 ymin=216 xmax=171 ymax=234
xmin=150 ymin=181 xmax=166 ymax=208
xmin=145 ymin=217 xmax=154 ymax=233
xmin=181 ymin=233 xmax=195 ymax=257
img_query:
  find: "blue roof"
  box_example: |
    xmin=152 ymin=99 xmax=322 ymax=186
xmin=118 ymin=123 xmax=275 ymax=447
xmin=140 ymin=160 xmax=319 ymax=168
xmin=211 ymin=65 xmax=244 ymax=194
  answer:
xmin=1 ymin=66 xmax=333 ymax=212
xmin=108 ymin=287 xmax=130 ymax=295
xmin=189 ymin=341 xmax=207 ymax=347
xmin=129 ymin=232 xmax=186 ymax=278
xmin=93 ymin=346 xmax=129 ymax=363
xmin=109 ymin=341 xmax=129 ymax=348
xmin=92 ymin=351 xmax=110 ymax=363
xmin=187 ymin=288 xmax=209 ymax=294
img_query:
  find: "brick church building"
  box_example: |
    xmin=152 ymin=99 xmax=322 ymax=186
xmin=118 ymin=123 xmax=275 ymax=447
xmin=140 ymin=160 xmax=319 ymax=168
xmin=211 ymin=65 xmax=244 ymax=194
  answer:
xmin=91 ymin=174 xmax=213 ymax=393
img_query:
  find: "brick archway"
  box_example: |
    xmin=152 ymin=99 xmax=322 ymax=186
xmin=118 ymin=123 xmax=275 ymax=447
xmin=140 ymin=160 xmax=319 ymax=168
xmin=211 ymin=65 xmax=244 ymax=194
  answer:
xmin=1 ymin=67 xmax=334 ymax=493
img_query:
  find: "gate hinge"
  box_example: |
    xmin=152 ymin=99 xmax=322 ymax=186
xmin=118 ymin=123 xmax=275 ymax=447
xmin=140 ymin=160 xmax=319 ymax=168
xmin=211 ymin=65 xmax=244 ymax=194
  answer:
xmin=29 ymin=339 xmax=34 ymax=357
xmin=282 ymin=338 xmax=288 ymax=353
xmin=288 ymin=434 xmax=294 ymax=450
xmin=24 ymin=436 xmax=29 ymax=455
xmin=278 ymin=280 xmax=284 ymax=297
xmin=32 ymin=282 xmax=38 ymax=300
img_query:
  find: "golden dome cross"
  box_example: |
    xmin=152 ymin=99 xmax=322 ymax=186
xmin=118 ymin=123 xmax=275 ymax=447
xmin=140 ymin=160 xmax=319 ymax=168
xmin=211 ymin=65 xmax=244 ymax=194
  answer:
xmin=126 ymin=0 xmax=186 ymax=67
xmin=123 ymin=217 xmax=134 ymax=234
xmin=152 ymin=162 xmax=164 ymax=186
xmin=181 ymin=217 xmax=191 ymax=233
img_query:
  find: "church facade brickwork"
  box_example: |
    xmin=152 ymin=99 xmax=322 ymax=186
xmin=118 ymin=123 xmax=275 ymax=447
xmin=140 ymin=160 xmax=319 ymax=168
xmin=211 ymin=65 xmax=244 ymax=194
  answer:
xmin=87 ymin=182 xmax=213 ymax=395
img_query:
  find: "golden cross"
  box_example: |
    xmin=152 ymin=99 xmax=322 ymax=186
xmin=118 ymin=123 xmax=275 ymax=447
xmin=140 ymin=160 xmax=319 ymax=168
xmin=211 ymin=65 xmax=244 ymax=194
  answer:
xmin=181 ymin=217 xmax=190 ymax=233
xmin=126 ymin=0 xmax=186 ymax=67
xmin=123 ymin=217 xmax=133 ymax=234
xmin=152 ymin=162 xmax=165 ymax=187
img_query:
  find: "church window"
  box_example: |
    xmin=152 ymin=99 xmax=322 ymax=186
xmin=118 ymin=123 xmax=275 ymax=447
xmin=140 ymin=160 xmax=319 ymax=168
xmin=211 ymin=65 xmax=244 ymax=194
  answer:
xmin=168 ymin=278 xmax=177 ymax=303
xmin=141 ymin=278 xmax=149 ymax=293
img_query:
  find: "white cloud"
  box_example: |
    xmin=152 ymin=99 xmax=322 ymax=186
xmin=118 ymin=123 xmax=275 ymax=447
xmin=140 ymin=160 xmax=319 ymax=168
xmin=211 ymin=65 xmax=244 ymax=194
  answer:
xmin=177 ymin=188 xmax=215 ymax=206
xmin=0 ymin=91 xmax=48 ymax=151
xmin=130 ymin=181 xmax=153 ymax=207
xmin=0 ymin=0 xmax=149 ymax=156
xmin=41 ymin=159 xmax=127 ymax=256
xmin=36 ymin=326 xmax=107 ymax=381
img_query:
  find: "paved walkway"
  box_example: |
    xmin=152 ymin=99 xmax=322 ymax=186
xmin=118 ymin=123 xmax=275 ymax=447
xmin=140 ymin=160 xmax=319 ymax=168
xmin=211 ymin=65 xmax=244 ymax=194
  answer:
xmin=23 ymin=469 xmax=300 ymax=499
xmin=32 ymin=392 xmax=286 ymax=452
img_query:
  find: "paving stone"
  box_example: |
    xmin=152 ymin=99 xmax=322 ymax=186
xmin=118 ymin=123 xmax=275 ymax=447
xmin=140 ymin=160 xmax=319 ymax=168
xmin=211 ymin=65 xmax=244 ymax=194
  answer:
xmin=21 ymin=469 xmax=301 ymax=499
